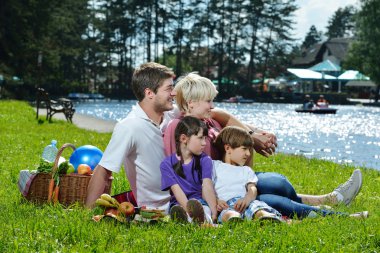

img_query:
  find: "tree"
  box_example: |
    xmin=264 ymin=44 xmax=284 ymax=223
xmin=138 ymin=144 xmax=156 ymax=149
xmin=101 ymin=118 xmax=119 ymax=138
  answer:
xmin=344 ymin=0 xmax=380 ymax=102
xmin=325 ymin=6 xmax=356 ymax=39
xmin=301 ymin=25 xmax=322 ymax=49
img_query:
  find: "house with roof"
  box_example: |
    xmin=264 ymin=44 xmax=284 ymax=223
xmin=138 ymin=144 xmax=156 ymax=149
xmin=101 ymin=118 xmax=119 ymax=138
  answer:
xmin=288 ymin=38 xmax=377 ymax=97
xmin=292 ymin=38 xmax=353 ymax=69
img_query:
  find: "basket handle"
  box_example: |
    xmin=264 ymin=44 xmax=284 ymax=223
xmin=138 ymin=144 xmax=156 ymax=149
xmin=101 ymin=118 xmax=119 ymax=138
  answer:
xmin=51 ymin=143 xmax=76 ymax=177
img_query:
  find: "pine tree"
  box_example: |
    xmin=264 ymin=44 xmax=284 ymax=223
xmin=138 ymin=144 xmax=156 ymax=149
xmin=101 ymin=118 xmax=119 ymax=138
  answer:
xmin=325 ymin=6 xmax=356 ymax=39
xmin=302 ymin=25 xmax=322 ymax=49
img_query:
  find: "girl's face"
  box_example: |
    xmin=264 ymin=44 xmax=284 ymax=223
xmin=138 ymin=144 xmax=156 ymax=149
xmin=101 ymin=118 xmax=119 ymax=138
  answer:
xmin=187 ymin=99 xmax=214 ymax=119
xmin=182 ymin=129 xmax=207 ymax=156
xmin=227 ymin=145 xmax=251 ymax=166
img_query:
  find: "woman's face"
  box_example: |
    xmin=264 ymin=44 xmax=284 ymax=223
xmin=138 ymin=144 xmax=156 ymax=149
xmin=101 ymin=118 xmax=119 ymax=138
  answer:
xmin=187 ymin=99 xmax=214 ymax=119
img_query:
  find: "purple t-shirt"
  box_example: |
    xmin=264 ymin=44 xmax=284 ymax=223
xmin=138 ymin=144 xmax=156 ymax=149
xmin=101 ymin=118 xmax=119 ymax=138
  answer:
xmin=160 ymin=152 xmax=213 ymax=206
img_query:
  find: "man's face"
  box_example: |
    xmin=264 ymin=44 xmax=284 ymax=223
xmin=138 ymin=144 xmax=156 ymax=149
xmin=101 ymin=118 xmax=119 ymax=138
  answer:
xmin=153 ymin=78 xmax=176 ymax=113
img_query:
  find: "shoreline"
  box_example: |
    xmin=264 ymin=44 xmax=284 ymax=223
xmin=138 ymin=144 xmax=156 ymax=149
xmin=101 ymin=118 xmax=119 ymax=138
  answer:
xmin=35 ymin=108 xmax=116 ymax=133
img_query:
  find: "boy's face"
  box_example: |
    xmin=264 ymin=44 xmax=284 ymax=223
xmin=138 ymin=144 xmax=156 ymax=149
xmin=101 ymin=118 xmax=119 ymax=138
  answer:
xmin=228 ymin=145 xmax=251 ymax=166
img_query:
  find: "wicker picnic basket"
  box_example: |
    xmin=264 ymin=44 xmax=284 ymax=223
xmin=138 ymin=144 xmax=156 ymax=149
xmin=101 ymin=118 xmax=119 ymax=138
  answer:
xmin=25 ymin=143 xmax=112 ymax=206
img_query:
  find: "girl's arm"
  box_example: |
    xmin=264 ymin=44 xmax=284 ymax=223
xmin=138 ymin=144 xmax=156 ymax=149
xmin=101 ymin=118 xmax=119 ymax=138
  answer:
xmin=170 ymin=184 xmax=189 ymax=210
xmin=234 ymin=182 xmax=257 ymax=213
xmin=202 ymin=178 xmax=218 ymax=222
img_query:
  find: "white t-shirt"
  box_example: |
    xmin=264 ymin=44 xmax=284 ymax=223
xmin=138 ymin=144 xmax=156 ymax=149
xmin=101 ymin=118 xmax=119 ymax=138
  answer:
xmin=212 ymin=160 xmax=258 ymax=201
xmin=99 ymin=103 xmax=179 ymax=210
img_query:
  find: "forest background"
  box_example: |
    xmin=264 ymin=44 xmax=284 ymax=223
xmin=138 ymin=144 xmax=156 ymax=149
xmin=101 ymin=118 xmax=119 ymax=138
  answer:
xmin=0 ymin=0 xmax=379 ymax=100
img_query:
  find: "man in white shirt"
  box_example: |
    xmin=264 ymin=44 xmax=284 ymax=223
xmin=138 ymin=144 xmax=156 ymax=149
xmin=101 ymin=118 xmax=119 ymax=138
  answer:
xmin=86 ymin=62 xmax=177 ymax=210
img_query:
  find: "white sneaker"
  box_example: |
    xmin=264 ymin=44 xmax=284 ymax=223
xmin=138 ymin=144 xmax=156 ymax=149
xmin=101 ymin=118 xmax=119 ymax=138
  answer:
xmin=349 ymin=211 xmax=369 ymax=219
xmin=332 ymin=169 xmax=362 ymax=206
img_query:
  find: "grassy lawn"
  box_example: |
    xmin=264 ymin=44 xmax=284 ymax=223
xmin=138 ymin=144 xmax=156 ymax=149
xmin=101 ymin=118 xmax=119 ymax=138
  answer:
xmin=0 ymin=100 xmax=379 ymax=252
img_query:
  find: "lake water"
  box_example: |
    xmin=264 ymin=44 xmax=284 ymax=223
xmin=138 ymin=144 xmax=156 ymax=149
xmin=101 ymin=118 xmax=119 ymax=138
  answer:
xmin=75 ymin=100 xmax=380 ymax=171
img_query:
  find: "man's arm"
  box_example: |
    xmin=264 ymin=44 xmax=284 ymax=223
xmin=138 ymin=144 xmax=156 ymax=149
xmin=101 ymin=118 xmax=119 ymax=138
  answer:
xmin=211 ymin=108 xmax=277 ymax=157
xmin=85 ymin=164 xmax=113 ymax=208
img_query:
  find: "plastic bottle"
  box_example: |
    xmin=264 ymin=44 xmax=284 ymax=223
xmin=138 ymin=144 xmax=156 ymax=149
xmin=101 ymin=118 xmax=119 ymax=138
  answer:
xmin=42 ymin=140 xmax=58 ymax=163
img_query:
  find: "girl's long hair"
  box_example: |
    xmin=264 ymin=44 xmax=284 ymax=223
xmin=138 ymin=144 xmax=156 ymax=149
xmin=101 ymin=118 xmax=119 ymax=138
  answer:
xmin=172 ymin=116 xmax=208 ymax=183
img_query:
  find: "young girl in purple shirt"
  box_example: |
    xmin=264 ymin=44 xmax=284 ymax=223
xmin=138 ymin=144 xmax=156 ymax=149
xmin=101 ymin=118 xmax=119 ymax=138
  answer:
xmin=160 ymin=116 xmax=217 ymax=224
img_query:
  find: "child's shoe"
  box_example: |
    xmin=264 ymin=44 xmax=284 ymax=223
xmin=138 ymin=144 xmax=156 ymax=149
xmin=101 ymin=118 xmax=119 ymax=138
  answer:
xmin=170 ymin=205 xmax=188 ymax=223
xmin=186 ymin=199 xmax=205 ymax=224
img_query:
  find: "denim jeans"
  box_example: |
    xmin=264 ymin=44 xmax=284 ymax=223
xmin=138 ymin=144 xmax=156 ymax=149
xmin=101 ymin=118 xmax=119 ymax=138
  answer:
xmin=255 ymin=172 xmax=346 ymax=218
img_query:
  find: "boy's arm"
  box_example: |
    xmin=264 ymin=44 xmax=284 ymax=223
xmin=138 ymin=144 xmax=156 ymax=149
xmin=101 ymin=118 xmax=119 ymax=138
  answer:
xmin=234 ymin=182 xmax=257 ymax=213
xmin=170 ymin=184 xmax=189 ymax=210
xmin=202 ymin=178 xmax=218 ymax=222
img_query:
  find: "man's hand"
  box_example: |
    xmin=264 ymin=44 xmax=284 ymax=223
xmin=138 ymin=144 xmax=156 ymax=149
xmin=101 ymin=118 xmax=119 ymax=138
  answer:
xmin=252 ymin=131 xmax=277 ymax=157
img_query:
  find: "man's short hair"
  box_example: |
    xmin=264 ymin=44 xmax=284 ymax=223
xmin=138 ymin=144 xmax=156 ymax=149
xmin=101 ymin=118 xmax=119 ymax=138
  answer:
xmin=174 ymin=73 xmax=218 ymax=113
xmin=131 ymin=62 xmax=175 ymax=101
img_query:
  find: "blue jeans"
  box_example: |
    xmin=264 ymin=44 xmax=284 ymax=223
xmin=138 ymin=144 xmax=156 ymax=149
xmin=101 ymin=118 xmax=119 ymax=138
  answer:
xmin=256 ymin=172 xmax=346 ymax=218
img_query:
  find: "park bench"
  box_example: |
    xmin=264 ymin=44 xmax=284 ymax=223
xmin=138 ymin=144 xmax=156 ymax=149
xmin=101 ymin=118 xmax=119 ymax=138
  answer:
xmin=36 ymin=88 xmax=75 ymax=123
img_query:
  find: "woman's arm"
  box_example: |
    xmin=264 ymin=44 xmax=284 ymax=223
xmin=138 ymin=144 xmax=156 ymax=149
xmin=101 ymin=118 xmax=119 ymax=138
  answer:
xmin=170 ymin=184 xmax=189 ymax=210
xmin=163 ymin=120 xmax=180 ymax=156
xmin=211 ymin=108 xmax=277 ymax=157
xmin=202 ymin=178 xmax=218 ymax=222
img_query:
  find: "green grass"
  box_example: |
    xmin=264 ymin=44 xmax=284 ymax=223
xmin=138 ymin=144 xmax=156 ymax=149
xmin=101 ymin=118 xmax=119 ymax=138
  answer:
xmin=0 ymin=100 xmax=379 ymax=252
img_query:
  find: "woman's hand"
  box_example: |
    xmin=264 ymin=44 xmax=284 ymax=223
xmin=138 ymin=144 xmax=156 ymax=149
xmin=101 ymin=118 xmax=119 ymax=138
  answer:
xmin=252 ymin=131 xmax=277 ymax=157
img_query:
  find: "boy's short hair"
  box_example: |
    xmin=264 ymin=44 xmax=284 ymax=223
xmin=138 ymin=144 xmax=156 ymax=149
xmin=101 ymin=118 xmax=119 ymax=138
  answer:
xmin=131 ymin=62 xmax=175 ymax=101
xmin=174 ymin=73 xmax=218 ymax=112
xmin=214 ymin=126 xmax=253 ymax=156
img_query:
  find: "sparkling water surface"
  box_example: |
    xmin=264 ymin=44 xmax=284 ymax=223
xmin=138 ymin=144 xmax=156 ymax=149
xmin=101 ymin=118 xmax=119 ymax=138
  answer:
xmin=75 ymin=100 xmax=380 ymax=171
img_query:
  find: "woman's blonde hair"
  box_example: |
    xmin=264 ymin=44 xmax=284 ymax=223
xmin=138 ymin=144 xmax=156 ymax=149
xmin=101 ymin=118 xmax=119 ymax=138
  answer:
xmin=174 ymin=73 xmax=218 ymax=112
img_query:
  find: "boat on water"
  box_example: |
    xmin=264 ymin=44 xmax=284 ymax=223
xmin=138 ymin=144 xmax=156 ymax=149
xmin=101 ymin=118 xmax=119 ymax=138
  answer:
xmin=295 ymin=107 xmax=337 ymax=114
xmin=223 ymin=96 xmax=255 ymax=103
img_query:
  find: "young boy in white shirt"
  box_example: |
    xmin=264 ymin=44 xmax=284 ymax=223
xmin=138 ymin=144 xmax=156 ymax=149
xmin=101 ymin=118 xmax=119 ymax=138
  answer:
xmin=212 ymin=126 xmax=283 ymax=223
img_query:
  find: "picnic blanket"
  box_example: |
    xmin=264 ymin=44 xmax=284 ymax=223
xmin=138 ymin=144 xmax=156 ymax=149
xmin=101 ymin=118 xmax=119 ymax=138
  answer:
xmin=18 ymin=170 xmax=37 ymax=197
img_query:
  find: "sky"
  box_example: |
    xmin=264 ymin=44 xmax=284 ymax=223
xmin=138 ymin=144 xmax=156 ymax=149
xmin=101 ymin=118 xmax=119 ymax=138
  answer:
xmin=293 ymin=0 xmax=359 ymax=42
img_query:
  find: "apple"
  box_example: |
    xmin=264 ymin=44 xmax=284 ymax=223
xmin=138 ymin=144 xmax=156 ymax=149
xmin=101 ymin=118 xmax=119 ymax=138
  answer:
xmin=119 ymin=202 xmax=135 ymax=216
xmin=77 ymin=164 xmax=92 ymax=175
xmin=66 ymin=163 xmax=75 ymax=174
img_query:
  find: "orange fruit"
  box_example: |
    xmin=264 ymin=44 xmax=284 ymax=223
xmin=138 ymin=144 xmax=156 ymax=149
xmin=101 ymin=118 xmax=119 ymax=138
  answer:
xmin=77 ymin=164 xmax=92 ymax=175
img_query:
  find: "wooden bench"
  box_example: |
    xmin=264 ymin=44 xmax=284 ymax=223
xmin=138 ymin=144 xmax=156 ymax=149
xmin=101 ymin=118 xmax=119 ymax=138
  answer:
xmin=36 ymin=88 xmax=75 ymax=123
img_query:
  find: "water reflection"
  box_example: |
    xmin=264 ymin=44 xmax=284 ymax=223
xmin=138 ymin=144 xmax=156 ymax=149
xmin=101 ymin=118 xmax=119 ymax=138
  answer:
xmin=75 ymin=101 xmax=380 ymax=171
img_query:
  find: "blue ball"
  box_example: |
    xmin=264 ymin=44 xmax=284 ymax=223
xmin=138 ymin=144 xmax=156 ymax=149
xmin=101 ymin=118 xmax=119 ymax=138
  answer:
xmin=69 ymin=145 xmax=103 ymax=171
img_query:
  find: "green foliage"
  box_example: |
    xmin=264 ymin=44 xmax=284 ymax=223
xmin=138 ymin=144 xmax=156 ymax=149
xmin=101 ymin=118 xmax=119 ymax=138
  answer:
xmin=325 ymin=5 xmax=357 ymax=39
xmin=0 ymin=101 xmax=379 ymax=252
xmin=344 ymin=0 xmax=380 ymax=102
xmin=0 ymin=0 xmax=298 ymax=99
xmin=302 ymin=25 xmax=322 ymax=49
xmin=36 ymin=159 xmax=54 ymax=173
